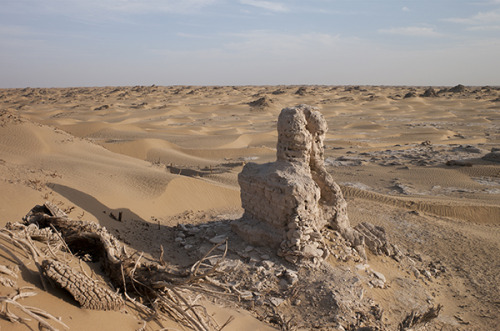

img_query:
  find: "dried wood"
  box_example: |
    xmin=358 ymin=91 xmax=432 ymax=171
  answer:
xmin=0 ymin=264 xmax=17 ymax=278
xmin=41 ymin=259 xmax=124 ymax=310
xmin=0 ymin=288 xmax=69 ymax=331
xmin=6 ymin=202 xmax=229 ymax=330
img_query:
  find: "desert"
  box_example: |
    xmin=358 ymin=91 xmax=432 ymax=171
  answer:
xmin=0 ymin=85 xmax=499 ymax=330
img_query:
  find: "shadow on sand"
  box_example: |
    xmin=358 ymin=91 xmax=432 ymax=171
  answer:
xmin=47 ymin=183 xmax=233 ymax=267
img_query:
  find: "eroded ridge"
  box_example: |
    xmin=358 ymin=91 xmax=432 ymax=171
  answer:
xmin=234 ymin=105 xmax=367 ymax=265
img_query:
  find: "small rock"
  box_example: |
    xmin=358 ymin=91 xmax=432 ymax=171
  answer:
xmin=209 ymin=234 xmax=227 ymax=244
xmin=279 ymin=278 xmax=289 ymax=288
xmin=422 ymin=269 xmax=433 ymax=280
xmin=261 ymin=260 xmax=274 ymax=269
xmin=187 ymin=227 xmax=200 ymax=235
xmin=269 ymin=297 xmax=285 ymax=307
xmin=206 ymin=257 xmax=220 ymax=265
xmin=290 ymin=238 xmax=301 ymax=247
xmin=239 ymin=291 xmax=253 ymax=300
xmin=302 ymin=244 xmax=323 ymax=258
xmin=244 ymin=245 xmax=254 ymax=252
xmin=372 ymin=271 xmax=386 ymax=283
xmin=249 ymin=256 xmax=260 ymax=265
xmin=253 ymin=281 xmax=264 ymax=291
xmin=284 ymin=255 xmax=298 ymax=263
xmin=355 ymin=264 xmax=369 ymax=271
xmin=284 ymin=269 xmax=299 ymax=285
xmin=370 ymin=279 xmax=385 ymax=288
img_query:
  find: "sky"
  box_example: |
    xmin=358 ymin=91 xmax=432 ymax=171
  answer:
xmin=1 ymin=0 xmax=500 ymax=87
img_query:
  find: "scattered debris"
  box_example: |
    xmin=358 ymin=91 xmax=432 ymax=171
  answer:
xmin=1 ymin=202 xmax=232 ymax=331
xmin=399 ymin=304 xmax=442 ymax=330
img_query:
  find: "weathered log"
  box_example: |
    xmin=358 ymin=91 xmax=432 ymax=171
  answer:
xmin=6 ymin=222 xmax=60 ymax=244
xmin=23 ymin=203 xmax=189 ymax=296
xmin=17 ymin=202 xmax=222 ymax=330
xmin=41 ymin=259 xmax=124 ymax=310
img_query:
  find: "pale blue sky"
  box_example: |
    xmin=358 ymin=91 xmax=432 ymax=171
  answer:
xmin=1 ymin=0 xmax=499 ymax=87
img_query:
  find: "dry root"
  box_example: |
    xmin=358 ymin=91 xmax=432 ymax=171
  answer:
xmin=0 ymin=287 xmax=69 ymax=331
xmin=0 ymin=202 xmax=233 ymax=331
xmin=41 ymin=259 xmax=124 ymax=310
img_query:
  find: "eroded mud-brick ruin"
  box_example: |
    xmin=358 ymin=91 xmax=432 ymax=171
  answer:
xmin=234 ymin=104 xmax=369 ymax=265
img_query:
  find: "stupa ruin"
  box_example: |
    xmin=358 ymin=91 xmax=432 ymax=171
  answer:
xmin=233 ymin=104 xmax=366 ymax=265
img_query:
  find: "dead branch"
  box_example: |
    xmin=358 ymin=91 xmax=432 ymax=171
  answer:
xmin=0 ymin=264 xmax=17 ymax=278
xmin=0 ymin=288 xmax=69 ymax=331
xmin=41 ymin=259 xmax=124 ymax=310
xmin=4 ymin=202 xmax=231 ymax=330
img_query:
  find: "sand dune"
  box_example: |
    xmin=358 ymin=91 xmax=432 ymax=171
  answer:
xmin=0 ymin=109 xmax=240 ymax=222
xmin=0 ymin=85 xmax=499 ymax=330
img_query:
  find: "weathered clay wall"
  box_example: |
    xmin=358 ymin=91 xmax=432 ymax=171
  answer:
xmin=234 ymin=104 xmax=360 ymax=264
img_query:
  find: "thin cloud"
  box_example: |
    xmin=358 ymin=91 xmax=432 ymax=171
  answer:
xmin=98 ymin=0 xmax=218 ymax=13
xmin=176 ymin=32 xmax=212 ymax=39
xmin=443 ymin=9 xmax=500 ymax=25
xmin=466 ymin=24 xmax=500 ymax=30
xmin=240 ymin=0 xmax=289 ymax=13
xmin=223 ymin=30 xmax=339 ymax=54
xmin=153 ymin=30 xmax=343 ymax=61
xmin=378 ymin=26 xmax=442 ymax=37
xmin=402 ymin=6 xmax=410 ymax=12
xmin=0 ymin=25 xmax=40 ymax=37
xmin=19 ymin=0 xmax=218 ymax=16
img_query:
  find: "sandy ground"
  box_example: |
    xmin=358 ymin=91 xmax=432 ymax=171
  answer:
xmin=0 ymin=85 xmax=499 ymax=330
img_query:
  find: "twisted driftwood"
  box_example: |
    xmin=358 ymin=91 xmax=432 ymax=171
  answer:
xmin=41 ymin=259 xmax=124 ymax=310
xmin=1 ymin=287 xmax=70 ymax=331
xmin=23 ymin=203 xmax=191 ymax=295
xmin=1 ymin=202 xmax=228 ymax=331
